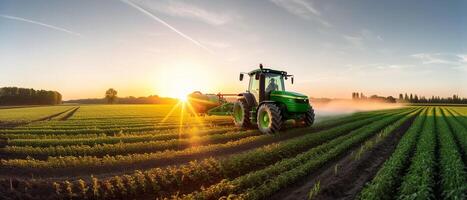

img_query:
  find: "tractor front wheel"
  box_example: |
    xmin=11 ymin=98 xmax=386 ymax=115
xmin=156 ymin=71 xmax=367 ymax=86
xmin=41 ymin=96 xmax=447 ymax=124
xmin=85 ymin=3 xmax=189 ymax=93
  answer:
xmin=233 ymin=99 xmax=252 ymax=128
xmin=257 ymin=104 xmax=282 ymax=134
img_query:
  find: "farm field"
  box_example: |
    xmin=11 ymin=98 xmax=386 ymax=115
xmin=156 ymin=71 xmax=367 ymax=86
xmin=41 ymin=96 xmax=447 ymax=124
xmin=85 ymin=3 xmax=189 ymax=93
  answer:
xmin=0 ymin=104 xmax=466 ymax=200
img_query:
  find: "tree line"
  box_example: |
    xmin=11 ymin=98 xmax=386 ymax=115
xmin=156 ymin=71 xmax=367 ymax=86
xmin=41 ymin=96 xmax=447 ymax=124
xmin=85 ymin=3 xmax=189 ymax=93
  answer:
xmin=397 ymin=93 xmax=467 ymax=104
xmin=351 ymin=92 xmax=397 ymax=103
xmin=352 ymin=92 xmax=467 ymax=104
xmin=0 ymin=87 xmax=62 ymax=105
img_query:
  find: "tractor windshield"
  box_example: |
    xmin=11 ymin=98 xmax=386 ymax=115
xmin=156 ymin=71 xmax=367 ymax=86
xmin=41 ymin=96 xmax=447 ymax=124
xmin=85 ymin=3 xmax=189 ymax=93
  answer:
xmin=265 ymin=73 xmax=285 ymax=93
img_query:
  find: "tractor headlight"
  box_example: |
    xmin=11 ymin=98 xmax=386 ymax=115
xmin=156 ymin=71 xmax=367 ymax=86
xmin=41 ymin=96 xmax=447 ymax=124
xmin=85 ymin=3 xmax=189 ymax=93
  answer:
xmin=294 ymin=98 xmax=309 ymax=104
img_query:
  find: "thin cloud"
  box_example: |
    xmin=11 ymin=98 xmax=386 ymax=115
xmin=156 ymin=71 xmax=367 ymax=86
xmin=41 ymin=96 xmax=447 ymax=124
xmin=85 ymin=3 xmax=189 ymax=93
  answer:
xmin=343 ymin=29 xmax=383 ymax=49
xmin=121 ymin=0 xmax=213 ymax=54
xmin=270 ymin=0 xmax=332 ymax=27
xmin=457 ymin=54 xmax=467 ymax=63
xmin=140 ymin=1 xmax=238 ymax=26
xmin=411 ymin=53 xmax=459 ymax=65
xmin=0 ymin=14 xmax=81 ymax=37
xmin=343 ymin=35 xmax=363 ymax=48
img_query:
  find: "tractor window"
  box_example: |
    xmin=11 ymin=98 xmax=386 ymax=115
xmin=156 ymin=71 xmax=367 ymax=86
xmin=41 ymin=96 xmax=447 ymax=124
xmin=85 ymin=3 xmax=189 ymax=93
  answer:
xmin=265 ymin=74 xmax=284 ymax=93
xmin=249 ymin=74 xmax=260 ymax=101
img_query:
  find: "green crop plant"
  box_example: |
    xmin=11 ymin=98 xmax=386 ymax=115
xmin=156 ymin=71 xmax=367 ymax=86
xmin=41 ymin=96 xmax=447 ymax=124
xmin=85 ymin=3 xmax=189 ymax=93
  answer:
xmin=358 ymin=108 xmax=427 ymax=200
xmin=435 ymin=107 xmax=466 ymax=199
xmin=397 ymin=107 xmax=436 ymax=200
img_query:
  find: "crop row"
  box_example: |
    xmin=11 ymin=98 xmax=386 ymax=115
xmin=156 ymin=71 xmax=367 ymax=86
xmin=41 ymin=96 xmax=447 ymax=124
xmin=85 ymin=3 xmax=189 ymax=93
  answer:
xmin=12 ymin=119 xmax=230 ymax=130
xmin=435 ymin=107 xmax=466 ymax=199
xmin=6 ymin=127 xmax=238 ymax=147
xmin=16 ymin=108 xmax=416 ymax=199
xmin=0 ymin=108 xmax=412 ymax=178
xmin=358 ymin=108 xmax=427 ymax=200
xmin=1 ymin=130 xmax=261 ymax=158
xmin=183 ymin=106 xmax=418 ymax=199
xmin=0 ymin=124 xmax=218 ymax=135
xmin=447 ymin=107 xmax=467 ymax=128
xmin=397 ymin=107 xmax=436 ymax=199
xmin=443 ymin=108 xmax=467 ymax=163
xmin=0 ymin=124 xmax=232 ymax=140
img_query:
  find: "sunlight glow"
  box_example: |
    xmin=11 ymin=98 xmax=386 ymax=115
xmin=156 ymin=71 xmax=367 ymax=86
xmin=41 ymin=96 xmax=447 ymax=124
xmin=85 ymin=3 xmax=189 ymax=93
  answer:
xmin=153 ymin=61 xmax=215 ymax=99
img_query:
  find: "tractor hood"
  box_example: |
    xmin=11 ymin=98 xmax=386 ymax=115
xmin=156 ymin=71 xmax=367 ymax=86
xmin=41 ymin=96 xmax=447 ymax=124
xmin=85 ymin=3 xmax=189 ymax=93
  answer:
xmin=270 ymin=91 xmax=308 ymax=99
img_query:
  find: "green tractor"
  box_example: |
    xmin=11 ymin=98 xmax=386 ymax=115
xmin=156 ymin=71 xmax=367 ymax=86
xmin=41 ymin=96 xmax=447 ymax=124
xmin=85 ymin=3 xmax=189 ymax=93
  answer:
xmin=233 ymin=64 xmax=315 ymax=134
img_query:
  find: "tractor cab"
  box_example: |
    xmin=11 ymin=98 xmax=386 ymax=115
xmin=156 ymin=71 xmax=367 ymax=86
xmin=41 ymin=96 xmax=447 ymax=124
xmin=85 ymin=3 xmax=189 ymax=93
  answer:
xmin=234 ymin=64 xmax=315 ymax=134
xmin=241 ymin=67 xmax=290 ymax=103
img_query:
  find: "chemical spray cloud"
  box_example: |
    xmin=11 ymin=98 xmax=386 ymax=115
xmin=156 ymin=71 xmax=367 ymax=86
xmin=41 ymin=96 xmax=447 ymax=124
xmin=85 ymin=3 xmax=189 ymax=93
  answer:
xmin=120 ymin=0 xmax=214 ymax=54
xmin=0 ymin=14 xmax=81 ymax=37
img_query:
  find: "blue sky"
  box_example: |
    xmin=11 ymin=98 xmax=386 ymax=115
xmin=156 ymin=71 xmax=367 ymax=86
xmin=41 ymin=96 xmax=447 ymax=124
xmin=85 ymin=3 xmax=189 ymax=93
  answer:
xmin=0 ymin=0 xmax=466 ymax=100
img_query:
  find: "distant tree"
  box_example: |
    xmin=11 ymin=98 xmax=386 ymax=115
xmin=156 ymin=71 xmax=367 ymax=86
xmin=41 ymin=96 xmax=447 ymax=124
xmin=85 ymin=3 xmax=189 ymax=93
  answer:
xmin=399 ymin=94 xmax=403 ymax=100
xmin=386 ymin=96 xmax=396 ymax=103
xmin=105 ymin=88 xmax=118 ymax=104
xmin=404 ymin=93 xmax=409 ymax=101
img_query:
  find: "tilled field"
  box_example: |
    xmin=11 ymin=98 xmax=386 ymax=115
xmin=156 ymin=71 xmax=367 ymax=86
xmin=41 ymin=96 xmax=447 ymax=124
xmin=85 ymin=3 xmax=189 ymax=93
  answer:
xmin=0 ymin=105 xmax=465 ymax=200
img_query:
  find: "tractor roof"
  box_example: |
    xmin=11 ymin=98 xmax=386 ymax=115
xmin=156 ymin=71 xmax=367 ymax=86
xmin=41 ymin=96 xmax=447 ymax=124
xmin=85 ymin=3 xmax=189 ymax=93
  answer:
xmin=247 ymin=68 xmax=288 ymax=76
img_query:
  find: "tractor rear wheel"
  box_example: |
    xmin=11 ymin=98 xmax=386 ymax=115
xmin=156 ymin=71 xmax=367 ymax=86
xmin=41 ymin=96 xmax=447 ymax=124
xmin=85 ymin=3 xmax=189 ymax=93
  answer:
xmin=257 ymin=104 xmax=282 ymax=134
xmin=233 ymin=99 xmax=252 ymax=128
xmin=303 ymin=107 xmax=315 ymax=127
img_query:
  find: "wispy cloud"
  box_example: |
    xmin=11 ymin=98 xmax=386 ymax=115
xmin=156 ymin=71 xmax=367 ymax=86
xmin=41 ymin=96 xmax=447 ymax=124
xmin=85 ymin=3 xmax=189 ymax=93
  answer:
xmin=121 ymin=0 xmax=213 ymax=54
xmin=346 ymin=63 xmax=414 ymax=71
xmin=137 ymin=0 xmax=238 ymax=26
xmin=0 ymin=14 xmax=81 ymax=37
xmin=343 ymin=29 xmax=383 ymax=49
xmin=457 ymin=54 xmax=467 ymax=63
xmin=270 ymin=0 xmax=332 ymax=27
xmin=410 ymin=53 xmax=467 ymax=72
xmin=411 ymin=53 xmax=460 ymax=65
xmin=343 ymin=35 xmax=363 ymax=48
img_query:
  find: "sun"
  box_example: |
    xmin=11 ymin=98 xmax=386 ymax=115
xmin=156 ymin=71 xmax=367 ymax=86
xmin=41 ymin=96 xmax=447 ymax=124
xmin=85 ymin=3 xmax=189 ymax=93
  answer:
xmin=154 ymin=61 xmax=215 ymax=102
xmin=176 ymin=92 xmax=189 ymax=102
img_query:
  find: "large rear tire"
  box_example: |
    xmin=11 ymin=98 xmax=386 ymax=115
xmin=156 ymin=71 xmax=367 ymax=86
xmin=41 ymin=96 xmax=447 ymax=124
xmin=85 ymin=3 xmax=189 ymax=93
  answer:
xmin=233 ymin=99 xmax=252 ymax=128
xmin=304 ymin=107 xmax=315 ymax=127
xmin=257 ymin=104 xmax=282 ymax=134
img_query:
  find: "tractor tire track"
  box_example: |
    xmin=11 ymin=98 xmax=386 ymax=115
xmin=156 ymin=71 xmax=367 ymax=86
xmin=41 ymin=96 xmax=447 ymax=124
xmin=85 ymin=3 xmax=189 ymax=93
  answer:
xmin=270 ymin=112 xmax=416 ymax=200
xmin=0 ymin=107 xmax=76 ymax=130
xmin=58 ymin=107 xmax=80 ymax=121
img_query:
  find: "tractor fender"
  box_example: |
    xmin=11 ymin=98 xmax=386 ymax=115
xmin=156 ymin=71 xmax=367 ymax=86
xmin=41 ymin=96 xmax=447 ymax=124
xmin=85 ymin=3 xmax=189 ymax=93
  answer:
xmin=238 ymin=93 xmax=257 ymax=107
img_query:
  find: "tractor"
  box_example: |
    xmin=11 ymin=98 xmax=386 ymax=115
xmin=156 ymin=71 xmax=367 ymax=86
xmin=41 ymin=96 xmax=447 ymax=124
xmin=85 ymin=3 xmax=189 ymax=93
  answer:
xmin=233 ymin=64 xmax=314 ymax=133
xmin=187 ymin=64 xmax=315 ymax=134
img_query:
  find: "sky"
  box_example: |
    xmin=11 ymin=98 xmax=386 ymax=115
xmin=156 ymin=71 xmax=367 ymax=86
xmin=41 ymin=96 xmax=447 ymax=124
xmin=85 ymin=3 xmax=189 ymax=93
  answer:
xmin=0 ymin=0 xmax=466 ymax=100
